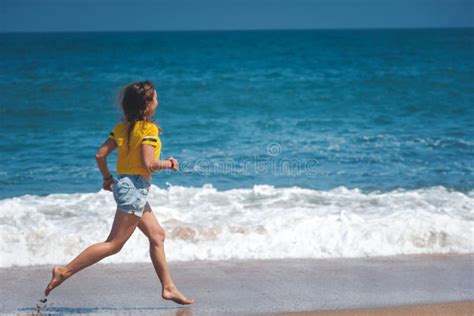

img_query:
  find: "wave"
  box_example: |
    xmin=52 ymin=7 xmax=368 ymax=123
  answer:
xmin=0 ymin=184 xmax=473 ymax=267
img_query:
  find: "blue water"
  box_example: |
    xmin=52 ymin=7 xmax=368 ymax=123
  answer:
xmin=1 ymin=29 xmax=473 ymax=199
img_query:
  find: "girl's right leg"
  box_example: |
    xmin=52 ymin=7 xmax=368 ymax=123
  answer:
xmin=44 ymin=209 xmax=141 ymax=296
xmin=137 ymin=204 xmax=193 ymax=304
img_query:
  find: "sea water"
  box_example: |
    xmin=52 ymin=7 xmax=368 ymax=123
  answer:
xmin=0 ymin=29 xmax=473 ymax=267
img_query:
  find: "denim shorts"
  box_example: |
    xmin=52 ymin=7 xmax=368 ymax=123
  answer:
xmin=112 ymin=174 xmax=151 ymax=217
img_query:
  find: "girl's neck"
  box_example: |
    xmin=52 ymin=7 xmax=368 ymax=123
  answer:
xmin=125 ymin=118 xmax=152 ymax=124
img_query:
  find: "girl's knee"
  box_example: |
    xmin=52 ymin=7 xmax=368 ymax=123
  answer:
xmin=149 ymin=229 xmax=165 ymax=246
xmin=108 ymin=240 xmax=126 ymax=254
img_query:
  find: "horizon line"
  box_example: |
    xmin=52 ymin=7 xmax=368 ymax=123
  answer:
xmin=1 ymin=25 xmax=473 ymax=34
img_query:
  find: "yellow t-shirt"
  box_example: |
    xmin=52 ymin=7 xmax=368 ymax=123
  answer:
xmin=108 ymin=120 xmax=161 ymax=176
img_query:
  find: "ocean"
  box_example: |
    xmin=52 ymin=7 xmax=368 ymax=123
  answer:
xmin=0 ymin=28 xmax=473 ymax=267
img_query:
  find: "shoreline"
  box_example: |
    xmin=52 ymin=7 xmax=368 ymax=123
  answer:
xmin=0 ymin=253 xmax=472 ymax=315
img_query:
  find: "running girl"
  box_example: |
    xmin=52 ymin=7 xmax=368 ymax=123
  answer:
xmin=44 ymin=80 xmax=194 ymax=305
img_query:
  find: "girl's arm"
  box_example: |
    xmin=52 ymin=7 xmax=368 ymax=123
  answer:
xmin=142 ymin=144 xmax=178 ymax=172
xmin=96 ymin=138 xmax=117 ymax=179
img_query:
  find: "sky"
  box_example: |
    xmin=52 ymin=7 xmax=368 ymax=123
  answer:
xmin=1 ymin=0 xmax=473 ymax=32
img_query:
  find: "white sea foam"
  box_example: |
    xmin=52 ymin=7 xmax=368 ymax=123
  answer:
xmin=0 ymin=184 xmax=473 ymax=267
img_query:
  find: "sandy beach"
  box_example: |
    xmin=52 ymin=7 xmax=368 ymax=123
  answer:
xmin=272 ymin=301 xmax=473 ymax=315
xmin=0 ymin=253 xmax=472 ymax=315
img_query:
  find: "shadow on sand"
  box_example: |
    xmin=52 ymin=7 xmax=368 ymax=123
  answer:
xmin=17 ymin=306 xmax=193 ymax=316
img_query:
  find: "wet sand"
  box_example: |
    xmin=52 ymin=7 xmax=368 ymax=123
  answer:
xmin=0 ymin=254 xmax=472 ymax=315
xmin=270 ymin=301 xmax=473 ymax=315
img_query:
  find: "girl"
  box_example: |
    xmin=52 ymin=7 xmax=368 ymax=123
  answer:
xmin=43 ymin=80 xmax=194 ymax=305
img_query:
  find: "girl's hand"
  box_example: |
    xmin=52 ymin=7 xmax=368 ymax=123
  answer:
xmin=168 ymin=157 xmax=179 ymax=171
xmin=103 ymin=178 xmax=114 ymax=191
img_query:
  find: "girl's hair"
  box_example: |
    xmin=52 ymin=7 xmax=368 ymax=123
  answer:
xmin=118 ymin=80 xmax=161 ymax=153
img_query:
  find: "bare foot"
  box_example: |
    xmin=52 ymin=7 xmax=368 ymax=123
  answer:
xmin=162 ymin=286 xmax=194 ymax=305
xmin=44 ymin=266 xmax=69 ymax=296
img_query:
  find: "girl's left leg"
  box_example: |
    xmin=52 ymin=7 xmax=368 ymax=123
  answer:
xmin=44 ymin=209 xmax=141 ymax=296
xmin=137 ymin=203 xmax=194 ymax=305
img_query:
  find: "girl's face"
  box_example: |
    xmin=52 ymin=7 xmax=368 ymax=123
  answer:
xmin=147 ymin=89 xmax=159 ymax=117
